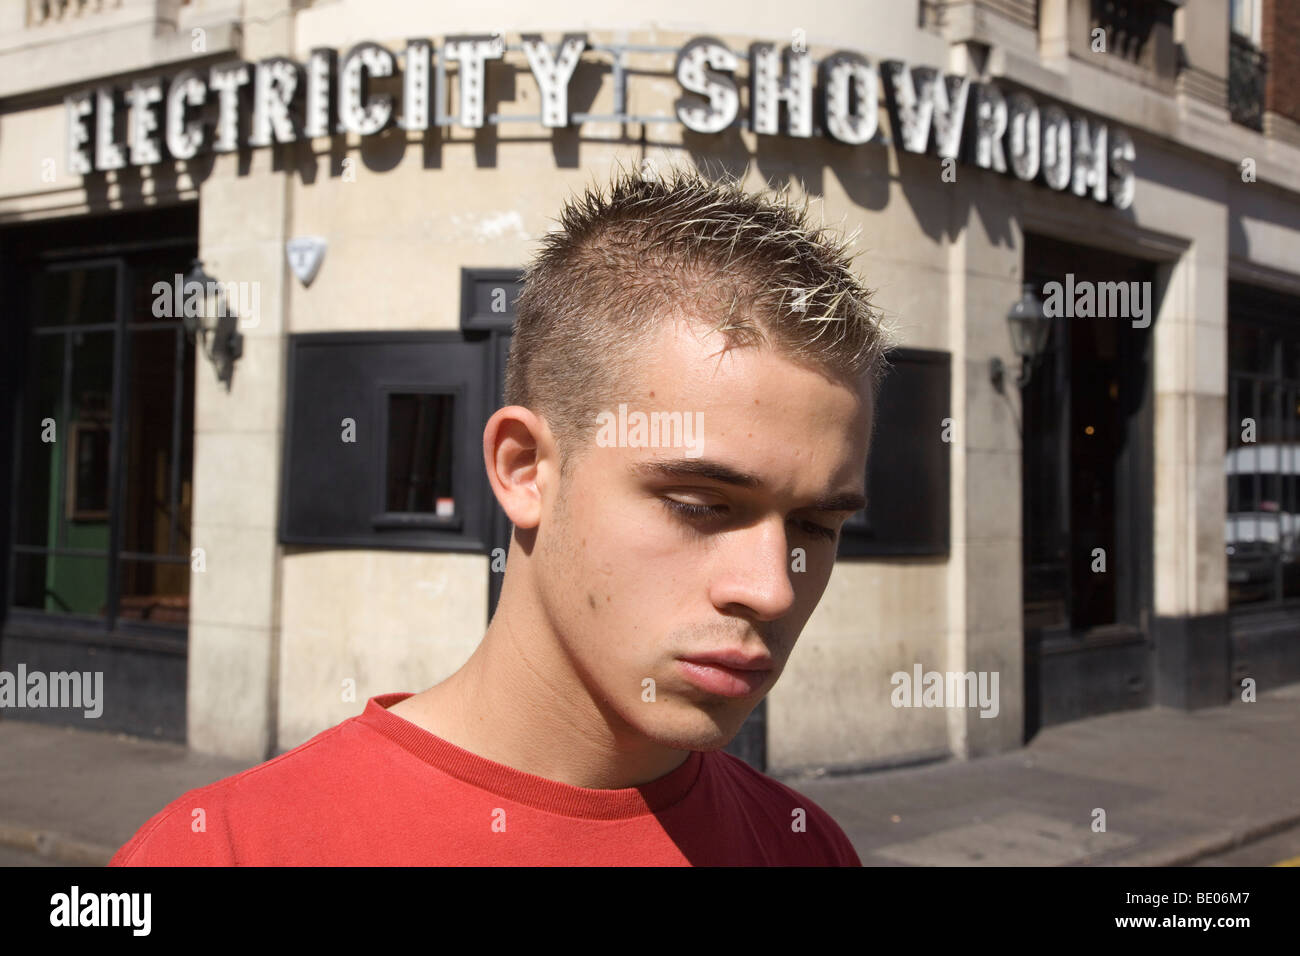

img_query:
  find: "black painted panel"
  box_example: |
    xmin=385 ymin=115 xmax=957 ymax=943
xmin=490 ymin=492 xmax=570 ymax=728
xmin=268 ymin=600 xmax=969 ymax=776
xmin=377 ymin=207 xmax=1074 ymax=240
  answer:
xmin=280 ymin=332 xmax=494 ymax=550
xmin=1153 ymin=612 xmax=1230 ymax=709
xmin=1230 ymin=609 xmax=1300 ymax=691
xmin=0 ymin=633 xmax=185 ymax=741
xmin=838 ymin=347 xmax=951 ymax=557
xmin=460 ymin=268 xmax=522 ymax=332
xmin=1027 ymin=636 xmax=1153 ymax=729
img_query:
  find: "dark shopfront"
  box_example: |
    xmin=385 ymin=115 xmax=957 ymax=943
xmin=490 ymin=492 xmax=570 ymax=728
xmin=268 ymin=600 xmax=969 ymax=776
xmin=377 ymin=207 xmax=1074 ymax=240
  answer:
xmin=1021 ymin=232 xmax=1158 ymax=735
xmin=1 ymin=205 xmax=198 ymax=740
xmin=1226 ymin=280 xmax=1300 ymax=686
xmin=1019 ymin=235 xmax=1300 ymax=737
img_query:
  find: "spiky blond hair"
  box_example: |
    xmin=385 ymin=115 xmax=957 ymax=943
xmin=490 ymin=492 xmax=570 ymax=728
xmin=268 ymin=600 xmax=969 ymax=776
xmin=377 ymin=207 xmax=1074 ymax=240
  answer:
xmin=505 ymin=161 xmax=893 ymax=475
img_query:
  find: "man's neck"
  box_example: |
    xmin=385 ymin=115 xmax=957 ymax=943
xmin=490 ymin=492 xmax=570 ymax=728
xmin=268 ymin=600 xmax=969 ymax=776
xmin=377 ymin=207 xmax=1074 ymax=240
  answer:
xmin=388 ymin=611 xmax=692 ymax=790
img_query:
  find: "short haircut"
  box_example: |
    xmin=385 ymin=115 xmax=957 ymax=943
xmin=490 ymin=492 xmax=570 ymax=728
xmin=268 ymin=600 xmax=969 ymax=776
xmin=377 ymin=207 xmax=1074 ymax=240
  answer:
xmin=504 ymin=162 xmax=894 ymax=477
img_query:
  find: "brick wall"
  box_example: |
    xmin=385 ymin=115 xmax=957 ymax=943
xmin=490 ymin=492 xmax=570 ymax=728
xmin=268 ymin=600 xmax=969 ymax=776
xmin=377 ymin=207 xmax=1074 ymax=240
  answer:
xmin=1263 ymin=0 xmax=1300 ymax=121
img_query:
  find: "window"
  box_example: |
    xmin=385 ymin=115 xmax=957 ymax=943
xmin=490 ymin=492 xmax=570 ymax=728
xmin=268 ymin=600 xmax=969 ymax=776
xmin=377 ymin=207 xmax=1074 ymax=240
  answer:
xmin=836 ymin=348 xmax=950 ymax=558
xmin=1021 ymin=234 xmax=1155 ymax=637
xmin=385 ymin=393 xmax=456 ymax=517
xmin=371 ymin=387 xmax=464 ymax=531
xmin=1228 ymin=0 xmax=1267 ymax=129
xmin=280 ymin=333 xmax=494 ymax=550
xmin=1227 ymin=282 xmax=1300 ymax=608
xmin=9 ymin=249 xmax=196 ymax=629
xmin=1085 ymin=0 xmax=1178 ymax=88
xmin=1230 ymin=0 xmax=1262 ymax=44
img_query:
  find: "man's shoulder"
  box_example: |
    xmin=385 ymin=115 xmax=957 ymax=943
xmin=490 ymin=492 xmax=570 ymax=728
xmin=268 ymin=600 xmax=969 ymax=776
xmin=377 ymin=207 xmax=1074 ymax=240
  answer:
xmin=704 ymin=747 xmax=830 ymax=812
xmin=110 ymin=711 xmax=375 ymax=866
xmin=703 ymin=750 xmax=862 ymax=866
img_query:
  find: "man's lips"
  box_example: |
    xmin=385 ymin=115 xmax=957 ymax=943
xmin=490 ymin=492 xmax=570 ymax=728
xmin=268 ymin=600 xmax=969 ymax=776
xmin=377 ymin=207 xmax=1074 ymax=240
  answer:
xmin=676 ymin=652 xmax=774 ymax=698
xmin=679 ymin=651 xmax=774 ymax=671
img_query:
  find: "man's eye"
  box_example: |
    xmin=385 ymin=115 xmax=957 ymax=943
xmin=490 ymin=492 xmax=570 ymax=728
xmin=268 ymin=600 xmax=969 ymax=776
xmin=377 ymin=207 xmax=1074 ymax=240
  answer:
xmin=796 ymin=520 xmax=839 ymax=542
xmin=661 ymin=498 xmax=837 ymax=542
xmin=662 ymin=498 xmax=726 ymax=523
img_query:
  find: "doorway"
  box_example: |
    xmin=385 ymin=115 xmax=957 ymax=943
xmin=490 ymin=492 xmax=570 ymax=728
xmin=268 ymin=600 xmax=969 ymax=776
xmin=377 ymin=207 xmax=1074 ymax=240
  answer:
xmin=1021 ymin=233 xmax=1157 ymax=737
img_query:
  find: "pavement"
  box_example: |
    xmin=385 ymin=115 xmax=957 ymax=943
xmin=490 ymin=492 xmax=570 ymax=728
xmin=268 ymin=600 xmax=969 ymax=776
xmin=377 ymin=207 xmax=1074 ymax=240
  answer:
xmin=790 ymin=682 xmax=1300 ymax=866
xmin=2 ymin=683 xmax=1298 ymax=867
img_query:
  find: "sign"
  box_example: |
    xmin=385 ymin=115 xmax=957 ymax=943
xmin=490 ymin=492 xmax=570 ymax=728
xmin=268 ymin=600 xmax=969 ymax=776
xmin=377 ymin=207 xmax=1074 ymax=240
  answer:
xmin=64 ymin=33 xmax=1134 ymax=208
xmin=285 ymin=236 xmax=327 ymax=286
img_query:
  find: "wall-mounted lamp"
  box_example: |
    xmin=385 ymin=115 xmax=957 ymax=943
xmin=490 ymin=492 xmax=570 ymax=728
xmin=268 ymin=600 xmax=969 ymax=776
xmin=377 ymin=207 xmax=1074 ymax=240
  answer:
xmin=183 ymin=258 xmax=243 ymax=390
xmin=990 ymin=282 xmax=1051 ymax=391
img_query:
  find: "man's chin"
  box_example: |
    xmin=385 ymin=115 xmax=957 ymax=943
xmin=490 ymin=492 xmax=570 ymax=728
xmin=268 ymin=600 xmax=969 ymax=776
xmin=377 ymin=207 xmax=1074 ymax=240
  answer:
xmin=637 ymin=704 xmax=754 ymax=753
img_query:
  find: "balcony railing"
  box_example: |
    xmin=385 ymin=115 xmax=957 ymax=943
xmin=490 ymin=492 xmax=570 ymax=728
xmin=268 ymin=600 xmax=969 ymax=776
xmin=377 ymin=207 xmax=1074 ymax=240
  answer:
xmin=1089 ymin=0 xmax=1179 ymax=83
xmin=1229 ymin=32 xmax=1268 ymax=131
xmin=26 ymin=0 xmax=126 ymax=25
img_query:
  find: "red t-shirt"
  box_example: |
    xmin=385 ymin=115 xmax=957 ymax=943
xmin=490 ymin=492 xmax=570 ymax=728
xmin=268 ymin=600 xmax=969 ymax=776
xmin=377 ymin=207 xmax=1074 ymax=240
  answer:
xmin=110 ymin=692 xmax=861 ymax=866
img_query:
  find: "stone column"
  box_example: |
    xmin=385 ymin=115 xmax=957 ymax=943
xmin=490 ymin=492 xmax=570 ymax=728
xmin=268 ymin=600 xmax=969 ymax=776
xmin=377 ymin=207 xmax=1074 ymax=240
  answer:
xmin=949 ymin=175 xmax=1026 ymax=758
xmin=187 ymin=0 xmax=294 ymax=759
xmin=1152 ymin=224 xmax=1231 ymax=709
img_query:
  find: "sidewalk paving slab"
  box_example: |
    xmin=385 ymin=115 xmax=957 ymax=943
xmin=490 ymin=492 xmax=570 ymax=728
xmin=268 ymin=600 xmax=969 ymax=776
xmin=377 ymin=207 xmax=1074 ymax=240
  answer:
xmin=2 ymin=684 xmax=1298 ymax=866
xmin=787 ymin=684 xmax=1300 ymax=866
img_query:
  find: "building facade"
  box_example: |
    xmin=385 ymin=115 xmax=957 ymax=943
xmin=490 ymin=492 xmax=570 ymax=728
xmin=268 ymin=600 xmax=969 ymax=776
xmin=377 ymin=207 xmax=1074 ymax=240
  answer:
xmin=2 ymin=0 xmax=1297 ymax=774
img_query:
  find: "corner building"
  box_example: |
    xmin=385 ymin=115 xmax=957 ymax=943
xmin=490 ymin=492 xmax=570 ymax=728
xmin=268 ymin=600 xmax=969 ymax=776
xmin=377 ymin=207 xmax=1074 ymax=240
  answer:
xmin=2 ymin=0 xmax=1297 ymax=773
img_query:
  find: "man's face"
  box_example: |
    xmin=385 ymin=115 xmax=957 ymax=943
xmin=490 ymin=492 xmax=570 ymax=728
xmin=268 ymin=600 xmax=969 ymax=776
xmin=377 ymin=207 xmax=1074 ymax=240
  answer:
xmin=532 ymin=317 xmax=874 ymax=753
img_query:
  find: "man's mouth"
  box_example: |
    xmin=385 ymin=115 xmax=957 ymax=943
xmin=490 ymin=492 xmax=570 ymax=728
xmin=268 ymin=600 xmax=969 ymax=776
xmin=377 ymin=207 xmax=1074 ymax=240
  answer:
xmin=677 ymin=653 xmax=773 ymax=697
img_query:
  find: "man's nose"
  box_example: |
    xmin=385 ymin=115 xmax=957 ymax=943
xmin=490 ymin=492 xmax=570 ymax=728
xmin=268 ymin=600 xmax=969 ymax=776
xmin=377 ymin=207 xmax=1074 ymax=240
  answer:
xmin=708 ymin=516 xmax=799 ymax=621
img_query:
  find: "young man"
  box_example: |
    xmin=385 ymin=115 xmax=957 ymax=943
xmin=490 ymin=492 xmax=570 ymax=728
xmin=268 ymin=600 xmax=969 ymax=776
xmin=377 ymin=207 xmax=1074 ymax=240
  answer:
xmin=112 ymin=164 xmax=890 ymax=866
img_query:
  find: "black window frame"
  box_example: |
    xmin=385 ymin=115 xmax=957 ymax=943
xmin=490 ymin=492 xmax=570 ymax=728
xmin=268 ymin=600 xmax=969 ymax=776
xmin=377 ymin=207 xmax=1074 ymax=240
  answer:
xmin=460 ymin=267 xmax=523 ymax=332
xmin=5 ymin=239 xmax=197 ymax=642
xmin=836 ymin=346 xmax=951 ymax=558
xmin=372 ymin=384 xmax=466 ymax=532
xmin=279 ymin=330 xmax=498 ymax=553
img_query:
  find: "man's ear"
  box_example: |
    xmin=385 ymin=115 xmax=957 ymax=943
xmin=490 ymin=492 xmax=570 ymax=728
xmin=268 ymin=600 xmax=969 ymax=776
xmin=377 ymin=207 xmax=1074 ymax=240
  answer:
xmin=483 ymin=405 xmax=557 ymax=531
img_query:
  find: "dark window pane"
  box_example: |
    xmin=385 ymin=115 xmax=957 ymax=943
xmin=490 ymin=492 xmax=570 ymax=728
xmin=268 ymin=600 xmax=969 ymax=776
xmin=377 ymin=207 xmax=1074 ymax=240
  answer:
xmin=1231 ymin=376 xmax=1254 ymax=447
xmin=1260 ymin=471 xmax=1282 ymax=516
xmin=1227 ymin=283 xmax=1300 ymax=607
xmin=1234 ymin=474 xmax=1253 ymax=511
xmin=121 ymin=328 xmax=194 ymax=558
xmin=117 ymin=559 xmax=190 ymax=626
xmin=66 ymin=331 xmax=115 ymax=528
xmin=35 ymin=266 xmax=117 ymax=327
xmin=1022 ymin=305 xmax=1068 ymax=631
xmin=1229 ymin=319 xmax=1279 ymax=375
xmin=1068 ymin=306 xmax=1120 ymax=629
xmin=1260 ymin=382 xmax=1283 ymax=444
xmin=10 ymin=552 xmax=48 ymax=610
xmin=70 ymin=421 xmax=111 ymax=515
xmin=386 ymin=393 xmax=455 ymax=514
xmin=14 ymin=335 xmax=63 ymax=547
xmin=11 ymin=552 xmax=108 ymax=617
xmin=130 ymin=263 xmax=187 ymax=325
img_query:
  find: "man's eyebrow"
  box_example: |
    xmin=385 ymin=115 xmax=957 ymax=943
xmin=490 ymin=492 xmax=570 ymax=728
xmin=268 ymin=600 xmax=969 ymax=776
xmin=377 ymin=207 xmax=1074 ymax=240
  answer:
xmin=630 ymin=458 xmax=868 ymax=513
